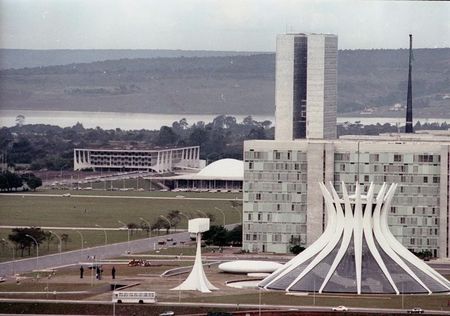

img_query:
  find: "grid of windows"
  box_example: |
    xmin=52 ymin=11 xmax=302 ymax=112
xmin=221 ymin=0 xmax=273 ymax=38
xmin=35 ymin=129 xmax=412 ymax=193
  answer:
xmin=243 ymin=149 xmax=308 ymax=253
xmin=334 ymin=151 xmax=441 ymax=255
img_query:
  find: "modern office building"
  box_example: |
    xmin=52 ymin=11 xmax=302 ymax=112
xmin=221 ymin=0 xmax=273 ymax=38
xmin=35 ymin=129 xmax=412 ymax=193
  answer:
xmin=275 ymin=33 xmax=337 ymax=141
xmin=74 ymin=146 xmax=201 ymax=173
xmin=242 ymin=33 xmax=450 ymax=258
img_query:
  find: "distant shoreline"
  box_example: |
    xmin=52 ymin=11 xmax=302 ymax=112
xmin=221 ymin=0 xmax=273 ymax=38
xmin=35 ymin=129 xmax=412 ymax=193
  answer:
xmin=1 ymin=109 xmax=449 ymax=130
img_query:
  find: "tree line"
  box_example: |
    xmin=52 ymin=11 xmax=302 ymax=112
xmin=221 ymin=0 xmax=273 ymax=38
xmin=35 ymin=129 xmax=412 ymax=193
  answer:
xmin=0 ymin=171 xmax=42 ymax=191
xmin=1 ymin=115 xmax=274 ymax=171
xmin=2 ymin=116 xmax=449 ymax=172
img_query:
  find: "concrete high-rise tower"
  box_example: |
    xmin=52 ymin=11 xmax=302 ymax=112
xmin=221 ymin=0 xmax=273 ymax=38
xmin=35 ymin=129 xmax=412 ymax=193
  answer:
xmin=275 ymin=33 xmax=338 ymax=141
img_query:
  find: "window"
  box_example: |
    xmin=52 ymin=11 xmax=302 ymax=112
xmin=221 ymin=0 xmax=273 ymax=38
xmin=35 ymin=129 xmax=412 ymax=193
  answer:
xmin=433 ymin=176 xmax=439 ymax=183
xmin=248 ymin=214 xmax=252 ymax=220
xmin=394 ymin=154 xmax=402 ymax=162
xmin=257 ymin=213 xmax=262 ymax=221
xmin=291 ymin=204 xmax=295 ymax=211
xmin=256 ymin=193 xmax=261 ymax=200
xmin=249 ymin=162 xmax=253 ymax=170
xmin=276 ymin=204 xmax=281 ymax=211
xmin=423 ymin=176 xmax=428 ymax=183
xmin=364 ymin=175 xmax=369 ymax=182
xmin=400 ymin=217 xmax=405 ymax=224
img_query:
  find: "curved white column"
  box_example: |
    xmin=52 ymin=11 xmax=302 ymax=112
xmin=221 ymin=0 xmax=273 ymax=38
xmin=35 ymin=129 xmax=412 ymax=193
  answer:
xmin=261 ymin=182 xmax=449 ymax=295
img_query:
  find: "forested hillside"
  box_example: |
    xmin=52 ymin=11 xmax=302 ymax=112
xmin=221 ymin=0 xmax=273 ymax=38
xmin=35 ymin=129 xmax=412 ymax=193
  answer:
xmin=0 ymin=48 xmax=449 ymax=116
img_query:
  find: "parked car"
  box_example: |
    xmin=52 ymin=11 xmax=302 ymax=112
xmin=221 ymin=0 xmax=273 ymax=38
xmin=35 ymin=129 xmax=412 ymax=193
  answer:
xmin=332 ymin=305 xmax=348 ymax=312
xmin=407 ymin=307 xmax=424 ymax=314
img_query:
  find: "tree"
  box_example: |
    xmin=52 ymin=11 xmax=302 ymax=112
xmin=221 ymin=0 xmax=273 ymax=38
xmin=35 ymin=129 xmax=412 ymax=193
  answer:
xmin=151 ymin=218 xmax=170 ymax=234
xmin=1 ymin=171 xmax=23 ymax=191
xmin=156 ymin=126 xmax=178 ymax=146
xmin=289 ymin=235 xmax=305 ymax=255
xmin=9 ymin=227 xmax=46 ymax=257
xmin=61 ymin=233 xmax=70 ymax=249
xmin=203 ymin=225 xmax=228 ymax=246
xmin=21 ymin=173 xmax=42 ymax=191
xmin=227 ymin=225 xmax=242 ymax=246
xmin=167 ymin=210 xmax=181 ymax=230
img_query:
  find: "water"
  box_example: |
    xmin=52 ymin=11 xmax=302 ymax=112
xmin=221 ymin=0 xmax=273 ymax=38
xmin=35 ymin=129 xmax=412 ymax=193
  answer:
xmin=1 ymin=109 xmax=449 ymax=130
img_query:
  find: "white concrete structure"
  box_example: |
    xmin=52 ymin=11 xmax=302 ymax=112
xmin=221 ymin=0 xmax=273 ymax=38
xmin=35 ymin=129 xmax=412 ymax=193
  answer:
xmin=275 ymin=33 xmax=337 ymax=141
xmin=167 ymin=158 xmax=243 ymax=191
xmin=73 ymin=146 xmax=200 ymax=173
xmin=259 ymin=182 xmax=450 ymax=294
xmin=172 ymin=218 xmax=218 ymax=293
xmin=218 ymin=260 xmax=283 ymax=274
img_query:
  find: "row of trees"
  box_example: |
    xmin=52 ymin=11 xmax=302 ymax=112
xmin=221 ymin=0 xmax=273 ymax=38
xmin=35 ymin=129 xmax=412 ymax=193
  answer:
xmin=1 ymin=115 xmax=274 ymax=170
xmin=202 ymin=225 xmax=242 ymax=247
xmin=4 ymin=227 xmax=69 ymax=257
xmin=3 ymin=116 xmax=450 ymax=171
xmin=0 ymin=171 xmax=42 ymax=191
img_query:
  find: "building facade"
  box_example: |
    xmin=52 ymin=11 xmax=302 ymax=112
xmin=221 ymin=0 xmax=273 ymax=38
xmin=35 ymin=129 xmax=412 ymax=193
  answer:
xmin=74 ymin=146 xmax=201 ymax=173
xmin=243 ymin=134 xmax=450 ymax=258
xmin=275 ymin=33 xmax=337 ymax=141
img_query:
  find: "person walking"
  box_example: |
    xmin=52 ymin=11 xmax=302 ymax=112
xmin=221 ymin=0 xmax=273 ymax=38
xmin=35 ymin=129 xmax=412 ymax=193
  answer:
xmin=80 ymin=266 xmax=84 ymax=279
xmin=112 ymin=266 xmax=116 ymax=279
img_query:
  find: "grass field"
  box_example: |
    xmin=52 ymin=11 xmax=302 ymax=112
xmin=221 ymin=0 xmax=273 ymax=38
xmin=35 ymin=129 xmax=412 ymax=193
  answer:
xmin=0 ymin=191 xmax=242 ymax=261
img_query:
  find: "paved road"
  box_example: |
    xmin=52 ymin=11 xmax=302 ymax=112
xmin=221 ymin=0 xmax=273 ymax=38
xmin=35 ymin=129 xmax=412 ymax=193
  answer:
xmin=0 ymin=232 xmax=190 ymax=277
xmin=0 ymin=192 xmax=238 ymax=201
xmin=0 ymin=299 xmax=449 ymax=315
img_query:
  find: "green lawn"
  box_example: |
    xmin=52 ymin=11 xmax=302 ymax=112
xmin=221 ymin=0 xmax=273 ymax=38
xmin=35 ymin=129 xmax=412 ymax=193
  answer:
xmin=0 ymin=192 xmax=242 ymax=261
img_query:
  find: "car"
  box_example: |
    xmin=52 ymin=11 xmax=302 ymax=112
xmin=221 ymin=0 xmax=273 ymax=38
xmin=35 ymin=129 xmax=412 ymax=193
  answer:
xmin=159 ymin=311 xmax=175 ymax=316
xmin=332 ymin=306 xmax=348 ymax=312
xmin=407 ymin=307 xmax=424 ymax=314
xmin=166 ymin=237 xmax=173 ymax=241
xmin=61 ymin=193 xmax=71 ymax=197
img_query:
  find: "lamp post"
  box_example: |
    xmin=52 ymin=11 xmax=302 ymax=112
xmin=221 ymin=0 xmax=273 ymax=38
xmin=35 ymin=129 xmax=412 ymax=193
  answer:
xmin=118 ymin=220 xmax=130 ymax=253
xmin=139 ymin=217 xmax=151 ymax=237
xmin=214 ymin=207 xmax=226 ymax=226
xmin=1 ymin=238 xmax=15 ymax=275
xmin=95 ymin=224 xmax=108 ymax=245
xmin=231 ymin=205 xmax=242 ymax=223
xmin=49 ymin=231 xmax=62 ymax=264
xmin=74 ymin=230 xmax=85 ymax=260
xmin=159 ymin=215 xmax=172 ymax=233
xmin=196 ymin=209 xmax=208 ymax=218
xmin=25 ymin=234 xmax=39 ymax=270
xmin=179 ymin=212 xmax=190 ymax=224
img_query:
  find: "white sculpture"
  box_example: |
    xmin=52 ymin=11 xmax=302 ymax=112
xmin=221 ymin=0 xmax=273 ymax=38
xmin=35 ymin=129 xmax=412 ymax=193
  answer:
xmin=172 ymin=218 xmax=218 ymax=293
xmin=260 ymin=182 xmax=450 ymax=294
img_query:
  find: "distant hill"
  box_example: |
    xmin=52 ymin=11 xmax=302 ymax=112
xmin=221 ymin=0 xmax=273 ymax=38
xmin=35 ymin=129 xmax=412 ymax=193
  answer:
xmin=0 ymin=48 xmax=449 ymax=116
xmin=0 ymin=49 xmax=261 ymax=70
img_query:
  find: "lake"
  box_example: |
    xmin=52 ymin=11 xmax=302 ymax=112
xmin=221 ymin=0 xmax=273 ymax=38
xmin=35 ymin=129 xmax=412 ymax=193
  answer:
xmin=1 ymin=109 xmax=449 ymax=130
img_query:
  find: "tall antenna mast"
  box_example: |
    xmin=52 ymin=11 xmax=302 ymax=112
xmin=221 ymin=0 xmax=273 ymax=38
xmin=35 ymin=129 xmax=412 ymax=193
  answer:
xmin=405 ymin=34 xmax=414 ymax=133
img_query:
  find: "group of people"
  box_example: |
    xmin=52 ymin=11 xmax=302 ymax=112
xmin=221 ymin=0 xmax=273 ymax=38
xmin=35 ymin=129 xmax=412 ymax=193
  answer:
xmin=79 ymin=265 xmax=116 ymax=279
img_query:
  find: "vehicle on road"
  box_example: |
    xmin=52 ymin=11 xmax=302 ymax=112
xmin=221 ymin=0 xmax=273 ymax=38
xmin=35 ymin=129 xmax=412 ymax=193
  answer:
xmin=166 ymin=237 xmax=174 ymax=241
xmin=407 ymin=307 xmax=424 ymax=314
xmin=112 ymin=291 xmax=157 ymax=304
xmin=159 ymin=311 xmax=175 ymax=316
xmin=332 ymin=305 xmax=348 ymax=312
xmin=158 ymin=240 xmax=166 ymax=245
xmin=61 ymin=193 xmax=71 ymax=197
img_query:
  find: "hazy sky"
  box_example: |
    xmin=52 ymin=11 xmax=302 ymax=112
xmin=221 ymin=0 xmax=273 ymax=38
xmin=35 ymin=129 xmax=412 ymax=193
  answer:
xmin=1 ymin=0 xmax=449 ymax=51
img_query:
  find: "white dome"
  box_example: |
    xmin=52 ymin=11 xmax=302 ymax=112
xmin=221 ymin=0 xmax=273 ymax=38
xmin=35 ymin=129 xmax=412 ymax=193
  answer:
xmin=218 ymin=260 xmax=283 ymax=274
xmin=197 ymin=159 xmax=243 ymax=179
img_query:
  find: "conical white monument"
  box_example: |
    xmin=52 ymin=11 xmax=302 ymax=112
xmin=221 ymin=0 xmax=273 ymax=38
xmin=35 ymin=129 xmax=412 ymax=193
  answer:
xmin=260 ymin=182 xmax=450 ymax=294
xmin=172 ymin=218 xmax=218 ymax=293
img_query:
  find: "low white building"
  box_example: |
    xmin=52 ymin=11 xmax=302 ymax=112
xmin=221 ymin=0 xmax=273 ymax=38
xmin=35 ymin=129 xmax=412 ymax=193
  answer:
xmin=73 ymin=146 xmax=200 ymax=173
xmin=163 ymin=158 xmax=243 ymax=192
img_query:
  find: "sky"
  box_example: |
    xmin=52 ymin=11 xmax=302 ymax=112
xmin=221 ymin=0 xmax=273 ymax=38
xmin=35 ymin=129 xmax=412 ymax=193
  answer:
xmin=0 ymin=0 xmax=449 ymax=51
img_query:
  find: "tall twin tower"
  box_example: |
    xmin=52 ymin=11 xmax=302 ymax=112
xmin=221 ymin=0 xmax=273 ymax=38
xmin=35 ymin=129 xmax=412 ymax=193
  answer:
xmin=275 ymin=33 xmax=338 ymax=141
xmin=275 ymin=33 xmax=414 ymax=140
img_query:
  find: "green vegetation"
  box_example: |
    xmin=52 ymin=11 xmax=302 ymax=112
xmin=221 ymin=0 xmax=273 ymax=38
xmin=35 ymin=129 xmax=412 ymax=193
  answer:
xmin=1 ymin=49 xmax=449 ymax=117
xmin=203 ymin=225 xmax=242 ymax=247
xmin=0 ymin=192 xmax=241 ymax=261
xmin=0 ymin=171 xmax=42 ymax=192
xmin=1 ymin=115 xmax=273 ymax=170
